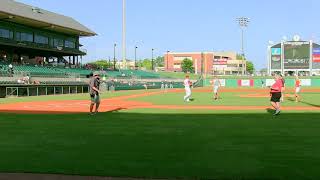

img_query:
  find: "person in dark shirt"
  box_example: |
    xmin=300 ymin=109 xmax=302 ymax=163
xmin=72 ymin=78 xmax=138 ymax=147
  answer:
xmin=89 ymin=72 xmax=101 ymax=115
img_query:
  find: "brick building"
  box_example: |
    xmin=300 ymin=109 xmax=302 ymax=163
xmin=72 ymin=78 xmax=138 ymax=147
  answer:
xmin=164 ymin=51 xmax=246 ymax=75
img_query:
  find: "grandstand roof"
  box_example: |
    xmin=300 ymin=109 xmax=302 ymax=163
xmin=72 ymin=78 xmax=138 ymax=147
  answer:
xmin=0 ymin=0 xmax=96 ymax=37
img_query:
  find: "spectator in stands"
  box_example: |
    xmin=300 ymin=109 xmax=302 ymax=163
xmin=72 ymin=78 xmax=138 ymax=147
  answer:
xmin=8 ymin=64 xmax=13 ymax=77
xmin=23 ymin=75 xmax=30 ymax=84
xmin=89 ymin=72 xmax=101 ymax=115
xmin=17 ymin=78 xmax=24 ymax=84
xmin=33 ymin=80 xmax=40 ymax=85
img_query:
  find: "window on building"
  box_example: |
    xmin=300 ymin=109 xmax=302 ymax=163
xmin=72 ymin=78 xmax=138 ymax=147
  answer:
xmin=34 ymin=34 xmax=48 ymax=44
xmin=53 ymin=38 xmax=64 ymax=47
xmin=19 ymin=32 xmax=33 ymax=42
xmin=65 ymin=39 xmax=76 ymax=48
xmin=0 ymin=28 xmax=13 ymax=39
xmin=227 ymin=64 xmax=238 ymax=67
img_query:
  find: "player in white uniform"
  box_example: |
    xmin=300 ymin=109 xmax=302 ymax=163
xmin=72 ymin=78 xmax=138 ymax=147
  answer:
xmin=183 ymin=75 xmax=192 ymax=102
xmin=212 ymin=77 xmax=221 ymax=100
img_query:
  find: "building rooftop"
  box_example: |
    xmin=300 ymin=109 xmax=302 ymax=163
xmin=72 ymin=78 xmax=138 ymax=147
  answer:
xmin=0 ymin=0 xmax=96 ymax=37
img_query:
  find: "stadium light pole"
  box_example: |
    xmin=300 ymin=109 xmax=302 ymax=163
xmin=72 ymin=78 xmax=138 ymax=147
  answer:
xmin=134 ymin=46 xmax=138 ymax=69
xmin=113 ymin=43 xmax=117 ymax=70
xmin=122 ymin=0 xmax=126 ymax=69
xmin=152 ymin=48 xmax=154 ymax=71
xmin=236 ymin=17 xmax=250 ymax=58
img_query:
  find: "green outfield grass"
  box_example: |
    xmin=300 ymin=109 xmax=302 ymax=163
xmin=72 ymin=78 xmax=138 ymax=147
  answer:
xmin=129 ymin=90 xmax=320 ymax=107
xmin=0 ymin=88 xmax=320 ymax=179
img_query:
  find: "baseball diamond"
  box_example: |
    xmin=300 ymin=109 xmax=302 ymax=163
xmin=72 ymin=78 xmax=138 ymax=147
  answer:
xmin=1 ymin=0 xmax=320 ymax=180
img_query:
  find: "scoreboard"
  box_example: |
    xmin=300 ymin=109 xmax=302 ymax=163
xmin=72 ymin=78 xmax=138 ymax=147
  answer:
xmin=283 ymin=41 xmax=310 ymax=69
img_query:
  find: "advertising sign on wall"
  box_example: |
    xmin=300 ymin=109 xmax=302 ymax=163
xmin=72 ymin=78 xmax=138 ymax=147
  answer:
xmin=300 ymin=79 xmax=311 ymax=86
xmin=238 ymin=80 xmax=254 ymax=87
xmin=271 ymin=45 xmax=282 ymax=69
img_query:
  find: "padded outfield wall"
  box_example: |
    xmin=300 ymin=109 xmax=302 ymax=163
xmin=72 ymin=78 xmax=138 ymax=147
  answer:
xmin=204 ymin=78 xmax=320 ymax=88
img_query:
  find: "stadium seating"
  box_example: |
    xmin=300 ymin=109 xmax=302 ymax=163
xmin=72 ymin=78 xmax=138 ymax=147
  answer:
xmin=0 ymin=60 xmax=162 ymax=80
xmin=56 ymin=67 xmax=93 ymax=77
xmin=118 ymin=70 xmax=160 ymax=79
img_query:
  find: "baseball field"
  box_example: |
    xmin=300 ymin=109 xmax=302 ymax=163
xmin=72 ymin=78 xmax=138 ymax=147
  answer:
xmin=0 ymin=87 xmax=320 ymax=179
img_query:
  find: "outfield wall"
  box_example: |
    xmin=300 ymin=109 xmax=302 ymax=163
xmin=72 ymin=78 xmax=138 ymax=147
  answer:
xmin=204 ymin=78 xmax=320 ymax=87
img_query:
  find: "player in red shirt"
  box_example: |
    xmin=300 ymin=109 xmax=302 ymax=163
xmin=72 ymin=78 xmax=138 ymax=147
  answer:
xmin=295 ymin=75 xmax=301 ymax=103
xmin=270 ymin=73 xmax=282 ymax=115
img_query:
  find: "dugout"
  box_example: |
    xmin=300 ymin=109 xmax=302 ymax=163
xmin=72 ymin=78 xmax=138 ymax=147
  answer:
xmin=0 ymin=84 xmax=89 ymax=98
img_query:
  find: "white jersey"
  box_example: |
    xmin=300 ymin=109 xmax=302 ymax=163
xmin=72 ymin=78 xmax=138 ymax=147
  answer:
xmin=184 ymin=79 xmax=191 ymax=89
xmin=213 ymin=79 xmax=220 ymax=87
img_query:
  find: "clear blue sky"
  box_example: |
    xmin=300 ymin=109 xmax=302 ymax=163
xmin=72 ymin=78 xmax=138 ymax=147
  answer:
xmin=19 ymin=0 xmax=320 ymax=69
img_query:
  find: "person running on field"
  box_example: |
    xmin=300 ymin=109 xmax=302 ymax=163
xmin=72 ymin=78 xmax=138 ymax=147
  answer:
xmin=183 ymin=75 xmax=192 ymax=102
xmin=280 ymin=74 xmax=285 ymax=102
xmin=212 ymin=77 xmax=221 ymax=101
xmin=89 ymin=72 xmax=101 ymax=115
xmin=294 ymin=75 xmax=301 ymax=102
xmin=270 ymin=73 xmax=282 ymax=116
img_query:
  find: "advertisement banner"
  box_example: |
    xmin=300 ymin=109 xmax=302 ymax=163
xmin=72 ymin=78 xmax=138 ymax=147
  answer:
xmin=238 ymin=80 xmax=253 ymax=87
xmin=300 ymin=79 xmax=311 ymax=86
xmin=271 ymin=48 xmax=281 ymax=55
xmin=213 ymin=59 xmax=228 ymax=65
xmin=313 ymin=54 xmax=320 ymax=63
xmin=271 ymin=46 xmax=282 ymax=69
xmin=266 ymin=79 xmax=275 ymax=87
xmin=313 ymin=44 xmax=320 ymax=69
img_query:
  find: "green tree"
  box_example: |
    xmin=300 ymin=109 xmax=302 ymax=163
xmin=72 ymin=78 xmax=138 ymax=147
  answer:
xmin=246 ymin=61 xmax=255 ymax=74
xmin=181 ymin=58 xmax=194 ymax=73
xmin=140 ymin=59 xmax=152 ymax=70
xmin=154 ymin=56 xmax=164 ymax=67
xmin=88 ymin=60 xmax=111 ymax=69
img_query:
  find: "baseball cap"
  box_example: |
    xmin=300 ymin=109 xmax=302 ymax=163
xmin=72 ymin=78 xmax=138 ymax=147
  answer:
xmin=93 ymin=72 xmax=100 ymax=76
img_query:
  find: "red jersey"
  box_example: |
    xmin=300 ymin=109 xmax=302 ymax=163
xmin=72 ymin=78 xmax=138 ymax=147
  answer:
xmin=271 ymin=79 xmax=282 ymax=93
xmin=295 ymin=80 xmax=301 ymax=87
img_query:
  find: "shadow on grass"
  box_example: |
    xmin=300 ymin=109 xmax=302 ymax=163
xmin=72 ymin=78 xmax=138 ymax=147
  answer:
xmin=286 ymin=97 xmax=320 ymax=108
xmin=266 ymin=108 xmax=275 ymax=114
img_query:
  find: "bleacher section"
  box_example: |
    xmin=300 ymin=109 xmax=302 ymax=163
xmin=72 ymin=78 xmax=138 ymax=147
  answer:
xmin=120 ymin=70 xmax=160 ymax=79
xmin=14 ymin=65 xmax=63 ymax=77
xmin=57 ymin=68 xmax=93 ymax=77
xmin=1 ymin=61 xmax=162 ymax=79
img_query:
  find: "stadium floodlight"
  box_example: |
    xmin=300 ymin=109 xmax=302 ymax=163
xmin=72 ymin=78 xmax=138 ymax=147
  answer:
xmin=236 ymin=17 xmax=250 ymax=57
xmin=122 ymin=0 xmax=126 ymax=69
xmin=113 ymin=43 xmax=117 ymax=70
xmin=152 ymin=48 xmax=155 ymax=71
xmin=134 ymin=46 xmax=138 ymax=69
